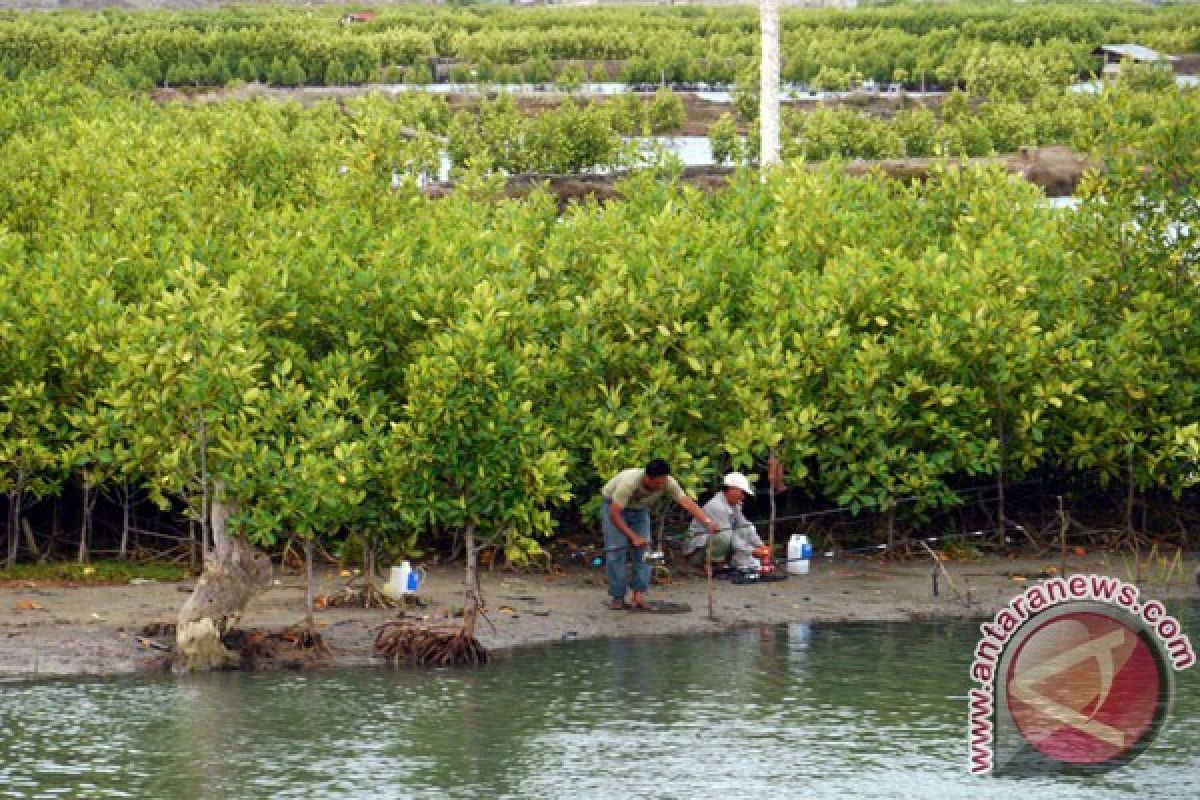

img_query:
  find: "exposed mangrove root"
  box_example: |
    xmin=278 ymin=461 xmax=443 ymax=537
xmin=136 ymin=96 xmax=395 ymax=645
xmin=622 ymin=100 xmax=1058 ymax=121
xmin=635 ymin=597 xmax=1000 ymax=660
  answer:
xmin=221 ymin=626 xmax=331 ymax=670
xmin=374 ymin=620 xmax=489 ymax=668
xmin=315 ymin=585 xmax=402 ymax=610
xmin=280 ymin=625 xmax=331 ymax=655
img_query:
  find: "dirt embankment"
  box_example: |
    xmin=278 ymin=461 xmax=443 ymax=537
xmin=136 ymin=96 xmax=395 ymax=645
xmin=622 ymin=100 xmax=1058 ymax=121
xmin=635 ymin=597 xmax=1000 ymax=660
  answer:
xmin=424 ymin=145 xmax=1095 ymax=209
xmin=154 ymin=83 xmax=942 ymax=137
xmin=2 ymin=554 xmax=1195 ymax=677
xmin=151 ymin=83 xmax=1090 ymax=200
xmin=1173 ymin=54 xmax=1200 ymax=76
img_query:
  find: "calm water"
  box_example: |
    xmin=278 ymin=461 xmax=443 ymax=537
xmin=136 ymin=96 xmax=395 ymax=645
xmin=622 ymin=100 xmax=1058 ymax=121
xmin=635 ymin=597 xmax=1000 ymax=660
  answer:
xmin=1 ymin=612 xmax=1196 ymax=799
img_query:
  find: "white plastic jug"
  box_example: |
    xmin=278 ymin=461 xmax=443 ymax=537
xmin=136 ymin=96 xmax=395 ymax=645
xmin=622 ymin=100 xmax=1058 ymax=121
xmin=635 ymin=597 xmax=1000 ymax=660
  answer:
xmin=386 ymin=561 xmax=413 ymax=596
xmin=787 ymin=535 xmax=812 ymax=575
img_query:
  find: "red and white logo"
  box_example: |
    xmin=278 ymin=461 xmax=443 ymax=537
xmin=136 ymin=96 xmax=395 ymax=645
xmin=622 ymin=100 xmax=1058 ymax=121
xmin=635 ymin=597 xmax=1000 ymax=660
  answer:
xmin=1005 ymin=610 xmax=1165 ymax=766
xmin=968 ymin=576 xmax=1192 ymax=775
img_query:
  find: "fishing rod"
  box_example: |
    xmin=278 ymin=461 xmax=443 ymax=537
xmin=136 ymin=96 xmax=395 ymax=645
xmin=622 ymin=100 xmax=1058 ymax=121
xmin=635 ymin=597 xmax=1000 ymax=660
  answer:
xmin=568 ymin=521 xmax=750 ymax=564
xmin=571 ymin=475 xmax=1042 ymax=559
xmin=569 ymin=543 xmax=669 ymax=564
xmin=571 ymin=479 xmax=1042 ymax=565
xmin=572 ymin=530 xmax=803 ymax=571
xmin=572 ymin=525 xmax=1017 ymax=569
xmin=737 ymin=478 xmax=1042 ymax=529
xmin=822 ymin=528 xmax=1016 ymax=557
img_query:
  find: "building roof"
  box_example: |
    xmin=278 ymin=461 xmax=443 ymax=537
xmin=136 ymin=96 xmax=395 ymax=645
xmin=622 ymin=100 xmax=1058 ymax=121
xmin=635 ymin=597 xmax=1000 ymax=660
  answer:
xmin=1092 ymin=44 xmax=1177 ymax=63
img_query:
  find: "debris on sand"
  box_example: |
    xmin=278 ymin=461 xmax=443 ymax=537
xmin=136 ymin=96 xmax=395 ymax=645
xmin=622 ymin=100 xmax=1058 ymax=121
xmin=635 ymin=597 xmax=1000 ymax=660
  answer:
xmin=219 ymin=626 xmax=332 ymax=670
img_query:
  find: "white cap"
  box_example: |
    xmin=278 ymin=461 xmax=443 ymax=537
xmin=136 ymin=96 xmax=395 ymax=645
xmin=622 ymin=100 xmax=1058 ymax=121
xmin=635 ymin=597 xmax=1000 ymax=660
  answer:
xmin=722 ymin=472 xmax=754 ymax=495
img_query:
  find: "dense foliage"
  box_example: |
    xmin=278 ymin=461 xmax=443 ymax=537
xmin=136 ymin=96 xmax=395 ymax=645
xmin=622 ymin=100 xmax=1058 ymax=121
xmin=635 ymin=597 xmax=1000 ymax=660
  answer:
xmin=711 ymin=80 xmax=1166 ymax=164
xmin=1 ymin=3 xmax=1197 ymax=89
xmin=444 ymin=88 xmax=687 ymax=174
xmin=0 ymin=64 xmax=1196 ymax=564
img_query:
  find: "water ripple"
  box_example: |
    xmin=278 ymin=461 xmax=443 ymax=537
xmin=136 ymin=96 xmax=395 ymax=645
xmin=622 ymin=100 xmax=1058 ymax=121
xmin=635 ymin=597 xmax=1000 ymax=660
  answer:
xmin=1 ymin=612 xmax=1196 ymax=799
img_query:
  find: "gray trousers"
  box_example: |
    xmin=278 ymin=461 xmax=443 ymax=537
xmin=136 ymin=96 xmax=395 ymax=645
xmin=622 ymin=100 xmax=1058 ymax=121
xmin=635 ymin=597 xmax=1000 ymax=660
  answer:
xmin=686 ymin=525 xmax=764 ymax=569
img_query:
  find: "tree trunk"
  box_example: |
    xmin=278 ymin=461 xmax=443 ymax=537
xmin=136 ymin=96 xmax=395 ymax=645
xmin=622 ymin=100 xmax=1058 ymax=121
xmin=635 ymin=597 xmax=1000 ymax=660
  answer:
xmin=304 ymin=537 xmax=315 ymax=630
xmin=463 ymin=522 xmax=480 ymax=638
xmin=175 ymin=482 xmax=273 ymax=671
xmin=1127 ymin=445 xmax=1140 ymax=583
xmin=995 ymin=381 xmax=1006 ymax=541
xmin=51 ymin=499 xmax=60 ymax=559
xmin=759 ymin=0 xmax=781 ymax=167
xmin=198 ymin=418 xmax=211 ymax=556
xmin=119 ymin=478 xmax=131 ymax=560
xmin=447 ymin=523 xmax=464 ymax=562
xmin=362 ymin=531 xmax=377 ymax=608
xmin=6 ymin=492 xmax=18 ymax=569
xmin=78 ymin=482 xmax=95 ymax=565
xmin=20 ymin=508 xmax=39 ymax=563
xmin=22 ymin=519 xmax=41 ymax=565
xmin=1125 ymin=444 xmax=1136 ymax=540
xmin=77 ymin=484 xmax=88 ymax=565
xmin=188 ymin=518 xmax=197 ymax=572
xmin=7 ymin=474 xmax=27 ymax=568
xmin=886 ymin=506 xmax=896 ymax=556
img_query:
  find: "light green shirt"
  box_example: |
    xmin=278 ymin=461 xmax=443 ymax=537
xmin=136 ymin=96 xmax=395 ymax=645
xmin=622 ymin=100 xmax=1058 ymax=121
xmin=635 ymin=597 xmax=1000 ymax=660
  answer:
xmin=602 ymin=468 xmax=685 ymax=509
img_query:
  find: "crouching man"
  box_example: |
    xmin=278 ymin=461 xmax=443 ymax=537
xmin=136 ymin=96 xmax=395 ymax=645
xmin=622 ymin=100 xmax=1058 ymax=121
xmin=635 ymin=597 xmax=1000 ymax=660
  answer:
xmin=683 ymin=472 xmax=767 ymax=571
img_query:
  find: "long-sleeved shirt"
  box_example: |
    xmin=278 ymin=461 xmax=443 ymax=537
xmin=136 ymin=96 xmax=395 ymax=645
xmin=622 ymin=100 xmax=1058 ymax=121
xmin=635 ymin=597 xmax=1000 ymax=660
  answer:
xmin=687 ymin=490 xmax=751 ymax=536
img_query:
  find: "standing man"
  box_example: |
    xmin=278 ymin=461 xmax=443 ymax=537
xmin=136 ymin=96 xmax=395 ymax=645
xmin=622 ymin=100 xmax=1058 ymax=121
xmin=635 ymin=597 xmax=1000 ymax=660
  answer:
xmin=683 ymin=472 xmax=767 ymax=571
xmin=601 ymin=459 xmax=719 ymax=610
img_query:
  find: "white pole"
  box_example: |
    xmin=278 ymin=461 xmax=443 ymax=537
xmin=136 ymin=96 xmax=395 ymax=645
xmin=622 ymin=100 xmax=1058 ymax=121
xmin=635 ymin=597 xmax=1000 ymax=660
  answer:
xmin=760 ymin=0 xmax=781 ymax=167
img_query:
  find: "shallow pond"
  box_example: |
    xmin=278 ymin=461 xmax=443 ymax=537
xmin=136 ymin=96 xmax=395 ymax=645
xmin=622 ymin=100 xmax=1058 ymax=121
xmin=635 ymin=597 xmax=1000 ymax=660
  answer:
xmin=1 ymin=608 xmax=1195 ymax=799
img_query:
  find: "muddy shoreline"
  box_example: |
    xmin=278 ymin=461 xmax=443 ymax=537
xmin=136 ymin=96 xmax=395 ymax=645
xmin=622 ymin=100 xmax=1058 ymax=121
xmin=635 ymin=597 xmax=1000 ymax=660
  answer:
xmin=2 ymin=554 xmax=1195 ymax=678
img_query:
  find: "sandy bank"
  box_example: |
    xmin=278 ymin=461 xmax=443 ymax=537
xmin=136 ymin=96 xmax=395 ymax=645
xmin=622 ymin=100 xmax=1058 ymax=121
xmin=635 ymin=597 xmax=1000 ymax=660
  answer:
xmin=2 ymin=554 xmax=1196 ymax=677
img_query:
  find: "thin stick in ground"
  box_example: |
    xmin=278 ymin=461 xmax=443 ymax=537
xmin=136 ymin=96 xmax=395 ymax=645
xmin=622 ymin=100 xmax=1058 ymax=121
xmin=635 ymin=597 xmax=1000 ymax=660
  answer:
xmin=920 ymin=540 xmax=967 ymax=607
xmin=706 ymin=527 xmax=715 ymax=621
xmin=1058 ymin=495 xmax=1068 ymax=578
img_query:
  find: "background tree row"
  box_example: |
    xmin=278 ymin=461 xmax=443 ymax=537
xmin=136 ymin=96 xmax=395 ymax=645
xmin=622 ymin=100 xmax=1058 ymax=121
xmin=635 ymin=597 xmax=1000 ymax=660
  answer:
xmin=2 ymin=2 xmax=1197 ymax=90
xmin=0 ymin=67 xmax=1196 ymax=571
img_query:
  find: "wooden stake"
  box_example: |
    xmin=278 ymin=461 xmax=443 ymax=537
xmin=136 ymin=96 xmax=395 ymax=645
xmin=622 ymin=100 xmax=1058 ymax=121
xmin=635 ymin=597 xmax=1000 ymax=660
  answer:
xmin=767 ymin=452 xmax=784 ymax=556
xmin=1058 ymin=495 xmax=1067 ymax=578
xmin=767 ymin=478 xmax=777 ymax=557
xmin=706 ymin=529 xmax=715 ymax=621
xmin=920 ymin=541 xmax=965 ymax=606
